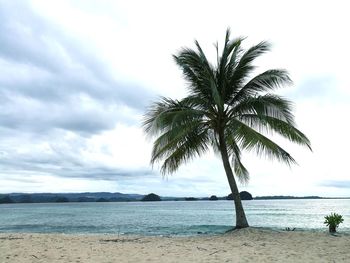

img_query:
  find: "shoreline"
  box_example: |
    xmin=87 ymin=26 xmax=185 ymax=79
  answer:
xmin=1 ymin=225 xmax=350 ymax=236
xmin=1 ymin=228 xmax=350 ymax=262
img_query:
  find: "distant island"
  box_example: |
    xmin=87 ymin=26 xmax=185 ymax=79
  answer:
xmin=227 ymin=191 xmax=253 ymax=200
xmin=141 ymin=193 xmax=161 ymax=201
xmin=209 ymin=195 xmax=218 ymax=201
xmin=0 ymin=192 xmax=339 ymax=204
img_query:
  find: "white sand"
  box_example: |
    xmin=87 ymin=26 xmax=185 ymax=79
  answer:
xmin=1 ymin=228 xmax=350 ymax=262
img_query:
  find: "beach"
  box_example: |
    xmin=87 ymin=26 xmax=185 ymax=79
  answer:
xmin=1 ymin=228 xmax=349 ymax=263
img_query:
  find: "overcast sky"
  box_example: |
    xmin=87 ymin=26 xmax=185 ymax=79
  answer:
xmin=0 ymin=0 xmax=349 ymax=197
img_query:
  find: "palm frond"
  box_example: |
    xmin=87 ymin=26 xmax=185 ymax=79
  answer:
xmin=143 ymin=96 xmax=211 ymax=174
xmin=173 ymin=48 xmax=213 ymax=99
xmin=227 ymin=119 xmax=296 ymax=165
xmin=233 ymin=154 xmax=249 ymax=184
xmin=143 ymin=97 xmax=207 ymax=137
xmin=158 ymin=125 xmax=210 ymax=174
xmin=232 ymin=69 xmax=292 ymax=103
xmin=217 ymin=29 xmax=245 ymax=102
xmin=239 ymin=114 xmax=312 ymax=150
xmin=225 ymin=136 xmax=249 ymax=184
xmin=151 ymin=121 xmax=208 ymax=164
xmin=230 ymin=41 xmax=271 ymax=88
xmin=230 ymin=94 xmax=296 ymax=125
xmin=195 ymin=41 xmax=224 ymax=111
xmin=223 ymin=37 xmax=244 ymax=101
xmin=174 ymin=48 xmax=224 ymax=111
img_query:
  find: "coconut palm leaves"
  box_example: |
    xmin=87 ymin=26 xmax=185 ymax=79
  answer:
xmin=144 ymin=29 xmax=310 ymax=179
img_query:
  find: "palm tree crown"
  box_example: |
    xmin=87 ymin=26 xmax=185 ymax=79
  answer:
xmin=143 ymin=29 xmax=311 ymax=228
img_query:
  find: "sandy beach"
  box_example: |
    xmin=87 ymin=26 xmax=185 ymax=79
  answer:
xmin=1 ymin=228 xmax=349 ymax=262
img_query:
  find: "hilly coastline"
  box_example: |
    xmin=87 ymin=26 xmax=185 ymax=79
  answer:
xmin=0 ymin=192 xmax=330 ymax=204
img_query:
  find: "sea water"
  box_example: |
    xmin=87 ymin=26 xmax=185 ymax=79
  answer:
xmin=0 ymin=199 xmax=349 ymax=235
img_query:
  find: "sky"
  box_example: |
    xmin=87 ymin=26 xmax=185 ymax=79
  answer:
xmin=0 ymin=0 xmax=349 ymax=197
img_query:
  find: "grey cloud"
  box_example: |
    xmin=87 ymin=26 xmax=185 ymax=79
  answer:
xmin=0 ymin=1 xmax=159 ymax=190
xmin=0 ymin=138 xmax=155 ymax=182
xmin=0 ymin=174 xmax=40 ymax=184
xmin=319 ymin=180 xmax=350 ymax=189
xmin=0 ymin=95 xmax=120 ymax=134
xmin=0 ymin=7 xmax=63 ymax=73
xmin=0 ymin=1 xmax=154 ymax=135
xmin=56 ymin=167 xmax=155 ymax=181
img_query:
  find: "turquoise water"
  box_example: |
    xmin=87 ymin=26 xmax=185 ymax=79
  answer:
xmin=0 ymin=200 xmax=349 ymax=235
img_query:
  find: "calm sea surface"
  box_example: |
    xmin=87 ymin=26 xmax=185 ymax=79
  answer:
xmin=0 ymin=200 xmax=349 ymax=236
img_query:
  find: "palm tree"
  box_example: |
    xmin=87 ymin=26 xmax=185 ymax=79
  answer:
xmin=143 ymin=29 xmax=311 ymax=229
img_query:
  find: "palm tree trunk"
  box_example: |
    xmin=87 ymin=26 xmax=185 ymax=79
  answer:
xmin=218 ymin=131 xmax=249 ymax=229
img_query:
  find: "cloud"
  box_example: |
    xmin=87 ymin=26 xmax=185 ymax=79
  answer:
xmin=0 ymin=0 xmax=235 ymax=195
xmin=0 ymin=133 xmax=154 ymax=181
xmin=286 ymin=76 xmax=337 ymax=100
xmin=319 ymin=180 xmax=350 ymax=189
xmin=0 ymin=1 xmax=158 ymax=188
xmin=0 ymin=1 xmax=154 ymax=136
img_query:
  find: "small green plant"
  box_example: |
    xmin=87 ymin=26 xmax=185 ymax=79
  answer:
xmin=324 ymin=213 xmax=344 ymax=233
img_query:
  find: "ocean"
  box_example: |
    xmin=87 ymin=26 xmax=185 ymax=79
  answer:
xmin=0 ymin=199 xmax=349 ymax=236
